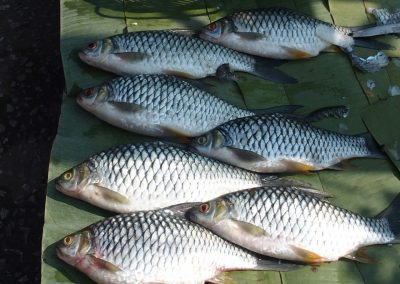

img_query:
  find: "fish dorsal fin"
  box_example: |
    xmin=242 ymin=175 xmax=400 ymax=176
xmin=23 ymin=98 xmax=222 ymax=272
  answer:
xmin=235 ymin=31 xmax=266 ymax=41
xmin=230 ymin=218 xmax=270 ymax=237
xmin=114 ymin=52 xmax=150 ymax=62
xmin=88 ymin=255 xmax=121 ymax=272
xmin=108 ymin=101 xmax=143 ymax=113
xmin=93 ymin=185 xmax=131 ymax=205
xmin=344 ymin=247 xmax=377 ymax=264
xmin=290 ymin=245 xmax=326 ymax=263
xmin=226 ymin=147 xmax=266 ymax=163
xmin=282 ymin=46 xmax=313 ymax=59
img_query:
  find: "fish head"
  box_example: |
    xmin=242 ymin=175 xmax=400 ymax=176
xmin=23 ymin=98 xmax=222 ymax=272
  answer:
xmin=78 ymin=39 xmax=116 ymax=69
xmin=55 ymin=163 xmax=94 ymax=198
xmin=191 ymin=129 xmax=227 ymax=156
xmin=56 ymin=230 xmax=94 ymax=267
xmin=187 ymin=198 xmax=232 ymax=229
xmin=199 ymin=18 xmax=234 ymax=43
xmin=77 ymin=85 xmax=109 ymax=111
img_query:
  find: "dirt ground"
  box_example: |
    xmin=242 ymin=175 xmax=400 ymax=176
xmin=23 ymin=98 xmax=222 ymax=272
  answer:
xmin=0 ymin=0 xmax=64 ymax=282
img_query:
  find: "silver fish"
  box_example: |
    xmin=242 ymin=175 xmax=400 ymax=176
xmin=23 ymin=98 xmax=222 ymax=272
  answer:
xmin=187 ymin=186 xmax=400 ymax=263
xmin=199 ymin=8 xmax=392 ymax=60
xmin=191 ymin=113 xmax=384 ymax=173
xmin=56 ymin=209 xmax=298 ymax=284
xmin=78 ymin=30 xmax=296 ymax=83
xmin=55 ymin=141 xmax=265 ymax=213
xmin=76 ymin=74 xmax=299 ymax=138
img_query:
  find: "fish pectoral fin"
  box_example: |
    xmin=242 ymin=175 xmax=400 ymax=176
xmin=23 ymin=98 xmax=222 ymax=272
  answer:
xmin=230 ymin=218 xmax=270 ymax=237
xmin=235 ymin=31 xmax=266 ymax=41
xmin=226 ymin=147 xmax=267 ymax=163
xmin=163 ymin=70 xmax=197 ymax=79
xmin=87 ymin=255 xmax=121 ymax=272
xmin=282 ymin=47 xmax=313 ymax=59
xmin=280 ymin=160 xmax=316 ymax=173
xmin=93 ymin=185 xmax=131 ymax=204
xmin=108 ymin=101 xmax=143 ymax=113
xmin=344 ymin=248 xmax=377 ymax=264
xmin=290 ymin=245 xmax=326 ymax=263
xmin=114 ymin=52 xmax=151 ymax=62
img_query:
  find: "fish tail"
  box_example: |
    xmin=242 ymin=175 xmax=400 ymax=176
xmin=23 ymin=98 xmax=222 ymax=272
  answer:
xmin=353 ymin=38 xmax=393 ymax=50
xmin=255 ymin=257 xmax=302 ymax=271
xmin=376 ymin=193 xmax=400 ymax=243
xmin=252 ymin=57 xmax=298 ymax=84
xmin=358 ymin=132 xmax=386 ymax=159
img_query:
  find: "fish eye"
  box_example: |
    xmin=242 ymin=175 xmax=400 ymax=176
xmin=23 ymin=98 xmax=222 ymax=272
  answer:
xmin=196 ymin=136 xmax=208 ymax=145
xmin=88 ymin=42 xmax=97 ymax=49
xmin=63 ymin=236 xmax=73 ymax=246
xmin=208 ymin=23 xmax=217 ymax=31
xmin=199 ymin=203 xmax=210 ymax=214
xmin=63 ymin=171 xmax=73 ymax=181
xmin=83 ymin=88 xmax=93 ymax=97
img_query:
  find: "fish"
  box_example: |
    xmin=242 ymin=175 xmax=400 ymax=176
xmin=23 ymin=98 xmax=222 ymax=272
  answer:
xmin=186 ymin=186 xmax=400 ymax=263
xmin=76 ymin=74 xmax=300 ymax=138
xmin=199 ymin=7 xmax=394 ymax=60
xmin=78 ymin=30 xmax=296 ymax=83
xmin=55 ymin=141 xmax=267 ymax=213
xmin=190 ymin=112 xmax=384 ymax=173
xmin=56 ymin=209 xmax=299 ymax=284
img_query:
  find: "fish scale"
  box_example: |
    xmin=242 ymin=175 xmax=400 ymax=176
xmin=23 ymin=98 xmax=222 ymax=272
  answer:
xmin=112 ymin=31 xmax=255 ymax=76
xmin=188 ymin=186 xmax=397 ymax=262
xmin=56 ymin=141 xmax=264 ymax=213
xmin=220 ymin=113 xmax=369 ymax=168
xmin=79 ymin=74 xmax=255 ymax=137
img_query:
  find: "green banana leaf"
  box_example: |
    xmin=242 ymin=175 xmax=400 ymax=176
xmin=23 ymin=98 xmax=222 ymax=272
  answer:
xmin=42 ymin=0 xmax=400 ymax=283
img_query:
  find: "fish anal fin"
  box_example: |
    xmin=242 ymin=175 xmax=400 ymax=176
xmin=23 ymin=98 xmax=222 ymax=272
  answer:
xmin=226 ymin=147 xmax=267 ymax=163
xmin=161 ymin=126 xmax=192 ymax=143
xmin=281 ymin=160 xmax=316 ymax=173
xmin=328 ymin=160 xmax=355 ymax=170
xmin=290 ymin=245 xmax=326 ymax=263
xmin=93 ymin=185 xmax=131 ymax=205
xmin=323 ymin=45 xmax=341 ymax=53
xmin=344 ymin=247 xmax=377 ymax=264
xmin=235 ymin=31 xmax=266 ymax=41
xmin=88 ymin=255 xmax=121 ymax=272
xmin=283 ymin=47 xmax=313 ymax=59
xmin=164 ymin=70 xmax=197 ymax=79
xmin=114 ymin=52 xmax=150 ymax=62
xmin=108 ymin=101 xmax=143 ymax=113
xmin=230 ymin=218 xmax=270 ymax=237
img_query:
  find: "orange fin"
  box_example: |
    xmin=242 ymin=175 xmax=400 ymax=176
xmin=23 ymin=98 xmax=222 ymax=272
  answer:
xmin=344 ymin=247 xmax=377 ymax=264
xmin=164 ymin=70 xmax=197 ymax=79
xmin=88 ymin=255 xmax=121 ymax=272
xmin=161 ymin=127 xmax=192 ymax=143
xmin=283 ymin=47 xmax=313 ymax=59
xmin=323 ymin=45 xmax=341 ymax=53
xmin=282 ymin=160 xmax=316 ymax=173
xmin=290 ymin=245 xmax=326 ymax=263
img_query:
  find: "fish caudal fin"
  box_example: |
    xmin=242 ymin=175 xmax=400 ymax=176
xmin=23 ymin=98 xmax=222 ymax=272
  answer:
xmin=252 ymin=57 xmax=298 ymax=84
xmin=358 ymin=132 xmax=386 ymax=159
xmin=353 ymin=38 xmax=394 ymax=50
xmin=377 ymin=193 xmax=400 ymax=243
